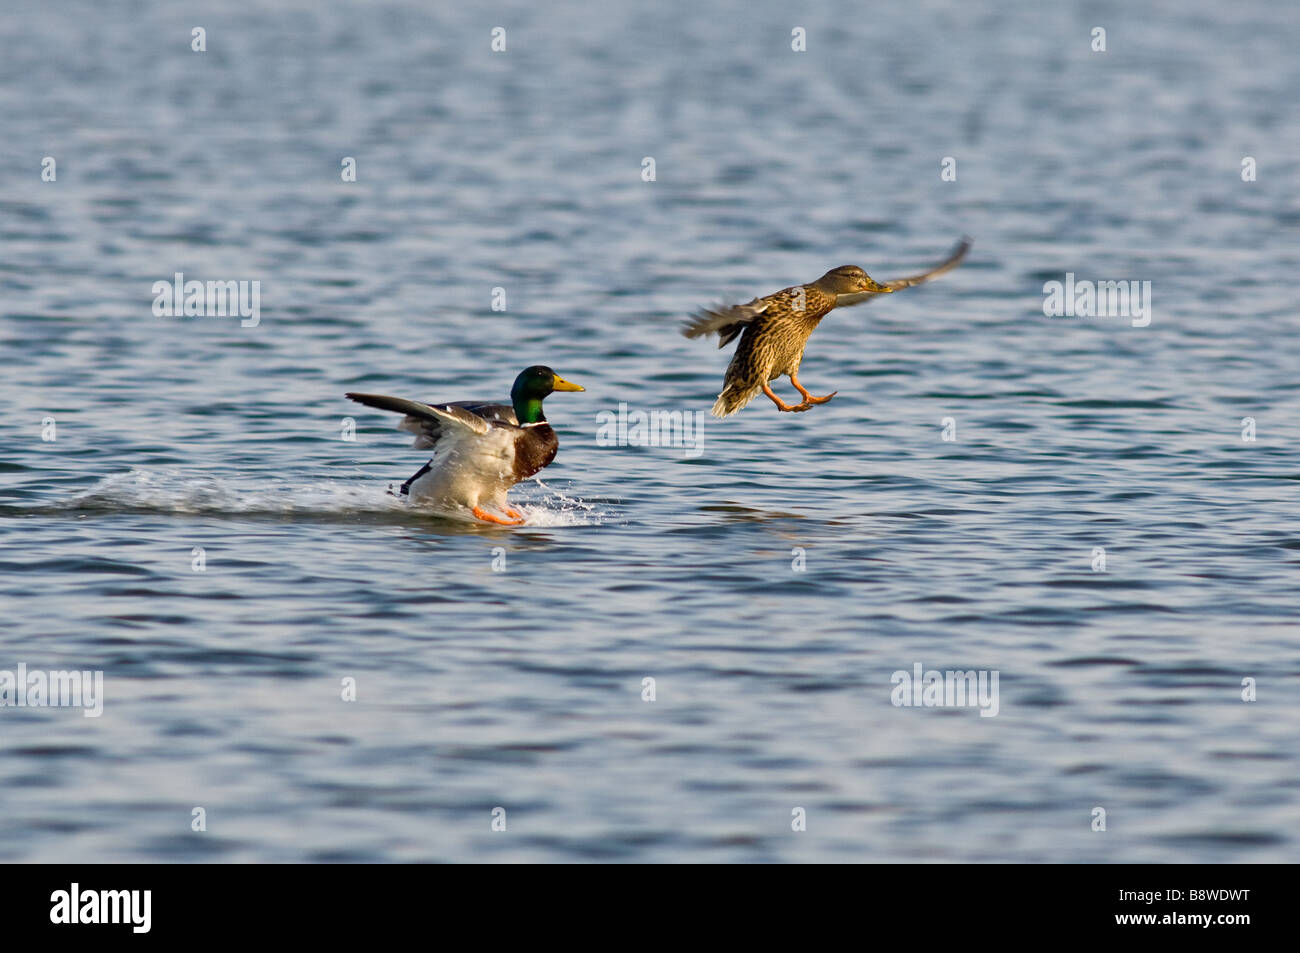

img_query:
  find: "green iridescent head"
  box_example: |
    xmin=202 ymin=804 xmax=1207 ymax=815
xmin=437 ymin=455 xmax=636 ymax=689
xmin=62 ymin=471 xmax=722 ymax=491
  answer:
xmin=510 ymin=365 xmax=585 ymax=423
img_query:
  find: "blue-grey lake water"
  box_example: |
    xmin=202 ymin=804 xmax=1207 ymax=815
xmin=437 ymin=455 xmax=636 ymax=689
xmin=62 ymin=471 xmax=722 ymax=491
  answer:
xmin=2 ymin=0 xmax=1298 ymax=862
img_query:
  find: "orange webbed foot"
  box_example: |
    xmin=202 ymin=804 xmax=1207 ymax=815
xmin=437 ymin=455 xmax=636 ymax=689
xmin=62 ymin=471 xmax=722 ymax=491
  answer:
xmin=762 ymin=383 xmax=824 ymax=413
xmin=472 ymin=505 xmax=526 ymax=526
xmin=789 ymin=375 xmax=837 ymax=406
xmin=763 ymin=382 xmax=808 ymax=413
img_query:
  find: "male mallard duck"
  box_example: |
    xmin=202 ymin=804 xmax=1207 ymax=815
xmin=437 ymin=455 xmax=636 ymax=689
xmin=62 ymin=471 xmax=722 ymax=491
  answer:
xmin=684 ymin=238 xmax=971 ymax=417
xmin=346 ymin=365 xmax=584 ymax=525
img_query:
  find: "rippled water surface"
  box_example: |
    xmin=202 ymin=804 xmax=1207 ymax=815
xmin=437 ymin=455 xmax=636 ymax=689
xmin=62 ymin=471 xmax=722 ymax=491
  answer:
xmin=2 ymin=0 xmax=1299 ymax=862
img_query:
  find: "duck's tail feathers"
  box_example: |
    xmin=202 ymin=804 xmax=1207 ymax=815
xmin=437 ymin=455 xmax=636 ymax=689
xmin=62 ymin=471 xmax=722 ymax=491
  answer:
xmin=711 ymin=383 xmax=760 ymax=418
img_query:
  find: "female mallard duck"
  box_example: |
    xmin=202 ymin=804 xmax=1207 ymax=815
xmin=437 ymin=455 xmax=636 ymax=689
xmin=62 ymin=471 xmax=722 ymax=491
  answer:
xmin=346 ymin=365 xmax=584 ymax=525
xmin=684 ymin=237 xmax=971 ymax=417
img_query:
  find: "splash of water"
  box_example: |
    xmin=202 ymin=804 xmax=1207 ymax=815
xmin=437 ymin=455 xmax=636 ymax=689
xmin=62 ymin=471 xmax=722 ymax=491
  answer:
xmin=64 ymin=468 xmax=608 ymax=527
xmin=509 ymin=476 xmax=606 ymax=527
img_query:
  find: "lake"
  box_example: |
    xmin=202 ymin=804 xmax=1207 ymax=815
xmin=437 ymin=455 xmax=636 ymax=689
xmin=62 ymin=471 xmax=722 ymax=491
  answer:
xmin=1 ymin=0 xmax=1298 ymax=862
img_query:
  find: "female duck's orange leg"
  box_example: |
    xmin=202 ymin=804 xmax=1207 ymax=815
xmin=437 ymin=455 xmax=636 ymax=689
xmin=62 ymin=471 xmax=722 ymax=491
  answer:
xmin=762 ymin=381 xmax=812 ymax=413
xmin=472 ymin=505 xmax=526 ymax=525
xmin=789 ymin=372 xmax=836 ymax=405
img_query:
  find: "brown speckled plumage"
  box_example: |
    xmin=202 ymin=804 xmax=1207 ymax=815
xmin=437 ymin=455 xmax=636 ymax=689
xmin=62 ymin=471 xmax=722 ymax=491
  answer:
xmin=683 ymin=238 xmax=971 ymax=416
xmin=704 ymin=284 xmax=838 ymax=416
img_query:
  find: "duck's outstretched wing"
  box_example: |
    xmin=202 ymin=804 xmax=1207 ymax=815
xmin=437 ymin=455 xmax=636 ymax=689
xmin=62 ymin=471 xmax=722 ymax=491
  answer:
xmin=397 ymin=400 xmax=514 ymax=449
xmin=833 ymin=237 xmax=973 ymax=307
xmin=881 ymin=236 xmax=972 ymax=291
xmin=682 ymin=297 xmax=769 ymax=348
xmin=345 ymin=393 xmax=495 ymax=444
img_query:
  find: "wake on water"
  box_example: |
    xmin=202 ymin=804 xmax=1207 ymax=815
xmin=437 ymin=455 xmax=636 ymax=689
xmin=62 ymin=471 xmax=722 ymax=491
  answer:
xmin=63 ymin=468 xmax=606 ymax=527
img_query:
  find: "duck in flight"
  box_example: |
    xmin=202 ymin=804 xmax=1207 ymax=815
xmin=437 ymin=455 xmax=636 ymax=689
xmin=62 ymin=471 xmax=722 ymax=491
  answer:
xmin=683 ymin=237 xmax=971 ymax=417
xmin=346 ymin=365 xmax=584 ymax=525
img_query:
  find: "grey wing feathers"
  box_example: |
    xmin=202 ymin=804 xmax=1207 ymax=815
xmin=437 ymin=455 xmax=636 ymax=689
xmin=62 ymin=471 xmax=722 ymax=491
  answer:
xmin=882 ymin=236 xmax=972 ymax=291
xmin=394 ymin=401 xmax=515 ymax=448
xmin=682 ymin=297 xmax=769 ymax=348
xmin=345 ymin=392 xmax=494 ymax=442
xmin=451 ymin=401 xmax=516 ymax=425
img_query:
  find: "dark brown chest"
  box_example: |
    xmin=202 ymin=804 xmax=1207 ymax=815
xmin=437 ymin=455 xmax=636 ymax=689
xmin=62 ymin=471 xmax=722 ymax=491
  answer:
xmin=512 ymin=424 xmax=560 ymax=481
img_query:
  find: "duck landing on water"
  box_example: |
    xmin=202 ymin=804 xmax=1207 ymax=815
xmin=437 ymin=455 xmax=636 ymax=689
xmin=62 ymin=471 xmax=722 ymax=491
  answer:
xmin=683 ymin=237 xmax=971 ymax=417
xmin=346 ymin=365 xmax=584 ymax=525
